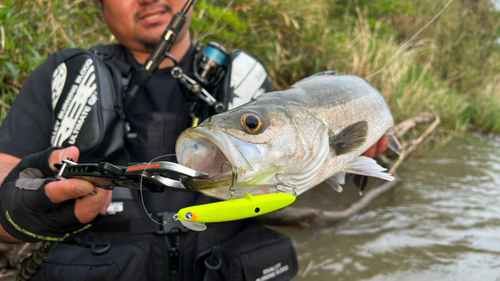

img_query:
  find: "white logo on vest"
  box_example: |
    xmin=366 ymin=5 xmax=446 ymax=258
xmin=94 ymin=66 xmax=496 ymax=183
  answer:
xmin=51 ymin=58 xmax=98 ymax=147
xmin=255 ymin=262 xmax=289 ymax=281
xmin=106 ymin=202 xmax=124 ymax=215
xmin=51 ymin=62 xmax=67 ymax=109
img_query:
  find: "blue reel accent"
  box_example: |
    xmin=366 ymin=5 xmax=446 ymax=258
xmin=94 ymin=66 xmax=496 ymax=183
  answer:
xmin=204 ymin=45 xmax=228 ymax=65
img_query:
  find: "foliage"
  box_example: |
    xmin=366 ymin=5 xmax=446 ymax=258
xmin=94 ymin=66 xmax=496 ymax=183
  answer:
xmin=190 ymin=0 xmax=247 ymax=43
xmin=0 ymin=0 xmax=112 ymax=120
xmin=2 ymin=0 xmax=500 ymax=134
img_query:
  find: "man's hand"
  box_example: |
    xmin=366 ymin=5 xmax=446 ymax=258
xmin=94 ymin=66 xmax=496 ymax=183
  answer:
xmin=46 ymin=147 xmax=112 ymax=223
xmin=362 ymin=136 xmax=388 ymax=158
xmin=0 ymin=147 xmax=112 ymax=242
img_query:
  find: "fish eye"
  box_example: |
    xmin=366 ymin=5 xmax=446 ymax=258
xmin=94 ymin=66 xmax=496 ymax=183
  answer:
xmin=240 ymin=112 xmax=264 ymax=134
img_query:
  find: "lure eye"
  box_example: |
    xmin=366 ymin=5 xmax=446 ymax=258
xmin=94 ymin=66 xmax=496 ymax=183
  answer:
xmin=241 ymin=113 xmax=264 ymax=134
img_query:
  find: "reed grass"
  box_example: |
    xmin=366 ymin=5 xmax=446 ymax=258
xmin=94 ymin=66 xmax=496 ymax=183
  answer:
xmin=1 ymin=0 xmax=500 ymax=135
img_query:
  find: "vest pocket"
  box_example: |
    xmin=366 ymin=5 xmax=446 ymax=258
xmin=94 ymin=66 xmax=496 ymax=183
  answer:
xmin=235 ymin=239 xmax=297 ymax=281
xmin=196 ymin=223 xmax=298 ymax=281
xmin=30 ymin=241 xmax=149 ymax=281
xmin=124 ymin=111 xmax=191 ymax=162
xmin=125 ymin=112 xmax=166 ymax=148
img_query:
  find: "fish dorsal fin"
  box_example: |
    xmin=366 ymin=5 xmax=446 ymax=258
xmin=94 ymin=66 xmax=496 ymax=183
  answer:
xmin=343 ymin=156 xmax=395 ymax=181
xmin=330 ymin=121 xmax=369 ymax=156
xmin=324 ymin=172 xmax=345 ymax=193
xmin=292 ymin=71 xmax=340 ymax=87
xmin=388 ymin=131 xmax=402 ymax=155
xmin=179 ymin=220 xmax=207 ymax=231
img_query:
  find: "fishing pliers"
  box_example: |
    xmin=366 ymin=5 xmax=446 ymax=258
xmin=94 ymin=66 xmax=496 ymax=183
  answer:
xmin=54 ymin=159 xmax=208 ymax=192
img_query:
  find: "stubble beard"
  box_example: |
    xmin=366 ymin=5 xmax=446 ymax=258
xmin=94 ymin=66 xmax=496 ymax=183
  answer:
xmin=134 ymin=3 xmax=171 ymax=51
xmin=138 ymin=29 xmax=162 ymax=51
xmin=142 ymin=41 xmax=159 ymax=52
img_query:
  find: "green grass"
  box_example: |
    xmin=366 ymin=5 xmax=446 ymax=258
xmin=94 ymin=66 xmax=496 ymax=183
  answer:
xmin=0 ymin=0 xmax=113 ymax=120
xmin=2 ymin=0 xmax=500 ymax=135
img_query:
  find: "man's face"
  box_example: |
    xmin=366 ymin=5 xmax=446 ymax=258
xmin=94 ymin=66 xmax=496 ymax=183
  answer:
xmin=102 ymin=0 xmax=192 ymax=51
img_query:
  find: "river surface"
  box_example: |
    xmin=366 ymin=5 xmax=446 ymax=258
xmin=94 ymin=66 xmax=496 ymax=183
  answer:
xmin=276 ymin=135 xmax=500 ymax=281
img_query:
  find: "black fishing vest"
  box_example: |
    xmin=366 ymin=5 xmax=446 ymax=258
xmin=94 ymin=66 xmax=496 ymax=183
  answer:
xmin=33 ymin=44 xmax=297 ymax=281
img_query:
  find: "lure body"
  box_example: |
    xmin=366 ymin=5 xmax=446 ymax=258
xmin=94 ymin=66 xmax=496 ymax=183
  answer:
xmin=177 ymin=193 xmax=295 ymax=225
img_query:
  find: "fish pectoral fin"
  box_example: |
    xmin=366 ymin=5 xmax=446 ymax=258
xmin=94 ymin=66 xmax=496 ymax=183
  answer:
xmin=179 ymin=220 xmax=207 ymax=231
xmin=343 ymin=156 xmax=395 ymax=181
xmin=324 ymin=172 xmax=345 ymax=193
xmin=387 ymin=131 xmax=402 ymax=155
xmin=329 ymin=121 xmax=369 ymax=156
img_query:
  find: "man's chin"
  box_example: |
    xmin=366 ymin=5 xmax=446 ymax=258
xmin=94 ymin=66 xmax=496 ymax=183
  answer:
xmin=139 ymin=40 xmax=160 ymax=52
xmin=136 ymin=24 xmax=167 ymax=43
xmin=136 ymin=33 xmax=163 ymax=51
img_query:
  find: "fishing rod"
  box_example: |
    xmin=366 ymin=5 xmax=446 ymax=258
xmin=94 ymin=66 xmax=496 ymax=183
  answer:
xmin=124 ymin=0 xmax=196 ymax=112
xmin=367 ymin=0 xmax=454 ymax=79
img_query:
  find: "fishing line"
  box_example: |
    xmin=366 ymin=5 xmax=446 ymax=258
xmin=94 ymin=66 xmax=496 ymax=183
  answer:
xmin=367 ymin=0 xmax=454 ymax=79
xmin=139 ymin=154 xmax=177 ymax=226
xmin=197 ymin=0 xmax=235 ymax=42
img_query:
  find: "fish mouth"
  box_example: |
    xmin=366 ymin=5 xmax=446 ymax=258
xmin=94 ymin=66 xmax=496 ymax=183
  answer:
xmin=175 ymin=125 xmax=254 ymax=190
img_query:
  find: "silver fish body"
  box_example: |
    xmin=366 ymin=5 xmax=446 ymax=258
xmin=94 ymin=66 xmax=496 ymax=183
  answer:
xmin=176 ymin=72 xmax=401 ymax=200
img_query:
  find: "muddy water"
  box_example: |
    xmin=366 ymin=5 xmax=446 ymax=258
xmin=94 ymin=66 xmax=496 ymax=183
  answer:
xmin=276 ymin=136 xmax=500 ymax=281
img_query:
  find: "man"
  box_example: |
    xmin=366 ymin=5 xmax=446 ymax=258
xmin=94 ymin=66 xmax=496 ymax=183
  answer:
xmin=0 ymin=0 xmax=388 ymax=280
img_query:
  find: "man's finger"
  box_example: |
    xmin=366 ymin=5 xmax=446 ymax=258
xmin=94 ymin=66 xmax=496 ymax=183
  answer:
xmin=48 ymin=146 xmax=80 ymax=172
xmin=45 ymin=178 xmax=95 ymax=203
xmin=75 ymin=188 xmax=112 ymax=224
xmin=362 ymin=144 xmax=377 ymax=158
xmin=100 ymin=191 xmax=113 ymax=215
xmin=374 ymin=136 xmax=389 ymax=158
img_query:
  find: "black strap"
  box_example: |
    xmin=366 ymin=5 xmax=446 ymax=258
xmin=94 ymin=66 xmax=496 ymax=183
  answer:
xmin=89 ymin=44 xmax=132 ymax=93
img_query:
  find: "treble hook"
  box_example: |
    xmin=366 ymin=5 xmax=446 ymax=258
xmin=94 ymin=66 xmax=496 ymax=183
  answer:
xmin=271 ymin=174 xmax=297 ymax=196
xmin=220 ymin=162 xmax=231 ymax=173
xmin=221 ymin=162 xmax=238 ymax=200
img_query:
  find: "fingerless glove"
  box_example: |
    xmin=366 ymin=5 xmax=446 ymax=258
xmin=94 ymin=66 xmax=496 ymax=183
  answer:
xmin=0 ymin=147 xmax=91 ymax=242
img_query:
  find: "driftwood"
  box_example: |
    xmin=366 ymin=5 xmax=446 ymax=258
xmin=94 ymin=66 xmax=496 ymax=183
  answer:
xmin=393 ymin=112 xmax=435 ymax=138
xmin=257 ymin=113 xmax=441 ymax=227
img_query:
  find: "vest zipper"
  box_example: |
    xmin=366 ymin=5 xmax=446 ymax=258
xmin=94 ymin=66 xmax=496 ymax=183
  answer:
xmin=165 ymin=233 xmax=181 ymax=281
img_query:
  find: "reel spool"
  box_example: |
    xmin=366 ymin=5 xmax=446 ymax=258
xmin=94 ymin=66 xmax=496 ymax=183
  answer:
xmin=193 ymin=42 xmax=229 ymax=87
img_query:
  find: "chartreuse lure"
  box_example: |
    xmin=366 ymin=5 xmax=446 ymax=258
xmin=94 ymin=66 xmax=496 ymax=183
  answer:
xmin=177 ymin=193 xmax=296 ymax=231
